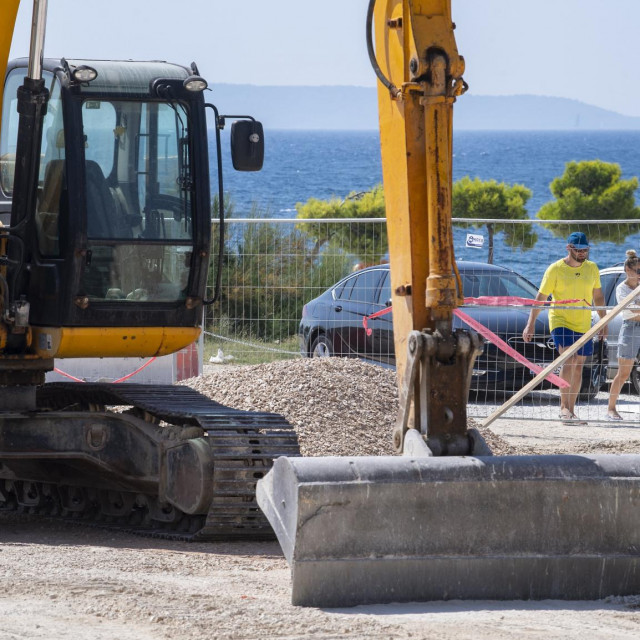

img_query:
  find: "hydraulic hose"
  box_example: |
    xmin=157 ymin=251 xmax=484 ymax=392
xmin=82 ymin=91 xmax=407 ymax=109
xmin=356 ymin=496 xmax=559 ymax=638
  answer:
xmin=366 ymin=0 xmax=400 ymax=97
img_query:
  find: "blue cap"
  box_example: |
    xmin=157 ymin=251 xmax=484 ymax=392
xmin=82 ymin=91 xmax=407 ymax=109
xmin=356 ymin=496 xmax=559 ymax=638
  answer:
xmin=567 ymin=231 xmax=589 ymax=249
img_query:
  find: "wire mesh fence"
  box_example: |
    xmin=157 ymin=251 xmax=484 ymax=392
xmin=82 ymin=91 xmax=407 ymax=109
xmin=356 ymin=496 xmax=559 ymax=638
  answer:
xmin=206 ymin=217 xmax=388 ymax=364
xmin=206 ymin=217 xmax=640 ymax=425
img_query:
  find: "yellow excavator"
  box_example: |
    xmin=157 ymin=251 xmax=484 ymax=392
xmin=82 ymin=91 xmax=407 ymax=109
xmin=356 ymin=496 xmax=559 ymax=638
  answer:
xmin=4 ymin=0 xmax=640 ymax=608
xmin=0 ymin=0 xmax=299 ymax=538
xmin=257 ymin=0 xmax=640 ymax=606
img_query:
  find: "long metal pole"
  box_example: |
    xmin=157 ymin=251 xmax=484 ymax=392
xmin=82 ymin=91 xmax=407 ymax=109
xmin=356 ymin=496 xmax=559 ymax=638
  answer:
xmin=27 ymin=0 xmax=48 ymax=80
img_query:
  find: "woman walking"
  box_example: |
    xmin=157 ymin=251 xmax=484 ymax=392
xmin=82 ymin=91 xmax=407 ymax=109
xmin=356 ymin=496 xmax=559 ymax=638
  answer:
xmin=608 ymin=249 xmax=640 ymax=420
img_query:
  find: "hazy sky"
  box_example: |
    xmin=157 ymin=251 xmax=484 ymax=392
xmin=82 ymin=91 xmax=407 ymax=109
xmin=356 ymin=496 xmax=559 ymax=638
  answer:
xmin=9 ymin=0 xmax=640 ymax=116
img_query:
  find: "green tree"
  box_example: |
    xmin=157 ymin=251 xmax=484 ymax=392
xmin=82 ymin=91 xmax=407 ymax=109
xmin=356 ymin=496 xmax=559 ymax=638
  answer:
xmin=537 ymin=160 xmax=640 ymax=243
xmin=295 ymin=185 xmax=387 ymax=266
xmin=452 ymin=176 xmax=535 ymax=264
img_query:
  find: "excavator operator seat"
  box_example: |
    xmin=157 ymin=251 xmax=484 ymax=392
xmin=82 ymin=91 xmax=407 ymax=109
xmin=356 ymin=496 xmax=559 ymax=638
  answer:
xmin=85 ymin=160 xmax=118 ymax=238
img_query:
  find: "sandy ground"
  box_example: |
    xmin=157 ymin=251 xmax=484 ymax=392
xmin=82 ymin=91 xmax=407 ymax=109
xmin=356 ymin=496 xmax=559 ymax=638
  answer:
xmin=2 ymin=388 xmax=640 ymax=638
xmin=1 ymin=511 xmax=640 ymax=640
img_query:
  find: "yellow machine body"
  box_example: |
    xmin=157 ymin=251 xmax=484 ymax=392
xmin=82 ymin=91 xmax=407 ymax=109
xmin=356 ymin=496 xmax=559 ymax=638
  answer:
xmin=0 ymin=0 xmax=296 ymax=545
xmin=31 ymin=326 xmax=201 ymax=358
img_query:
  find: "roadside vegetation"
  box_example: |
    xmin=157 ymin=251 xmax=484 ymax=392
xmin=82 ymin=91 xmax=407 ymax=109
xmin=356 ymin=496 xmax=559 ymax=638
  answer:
xmin=294 ymin=184 xmax=387 ymax=265
xmin=452 ymin=176 xmax=535 ymax=263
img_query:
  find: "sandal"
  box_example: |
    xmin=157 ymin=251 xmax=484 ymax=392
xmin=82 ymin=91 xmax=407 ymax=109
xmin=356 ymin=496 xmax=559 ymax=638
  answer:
xmin=559 ymin=411 xmax=573 ymax=425
xmin=606 ymin=412 xmax=623 ymax=421
xmin=559 ymin=411 xmax=588 ymax=426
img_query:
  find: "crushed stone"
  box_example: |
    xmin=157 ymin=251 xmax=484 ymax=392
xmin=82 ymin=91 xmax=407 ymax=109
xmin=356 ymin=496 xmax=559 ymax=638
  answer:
xmin=183 ymin=357 xmax=516 ymax=456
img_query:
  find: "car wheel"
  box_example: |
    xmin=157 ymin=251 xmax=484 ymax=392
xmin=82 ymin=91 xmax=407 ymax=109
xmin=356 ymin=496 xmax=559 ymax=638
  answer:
xmin=311 ymin=334 xmax=333 ymax=358
xmin=631 ymin=362 xmax=640 ymax=395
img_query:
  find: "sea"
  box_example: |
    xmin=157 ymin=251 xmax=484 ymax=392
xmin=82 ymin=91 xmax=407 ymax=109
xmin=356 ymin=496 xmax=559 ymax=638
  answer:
xmin=214 ymin=129 xmax=640 ymax=283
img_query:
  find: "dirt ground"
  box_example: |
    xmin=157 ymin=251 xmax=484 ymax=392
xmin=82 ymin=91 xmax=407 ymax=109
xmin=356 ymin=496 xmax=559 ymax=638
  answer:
xmin=2 ymin=379 xmax=640 ymax=638
xmin=1 ymin=509 xmax=640 ymax=640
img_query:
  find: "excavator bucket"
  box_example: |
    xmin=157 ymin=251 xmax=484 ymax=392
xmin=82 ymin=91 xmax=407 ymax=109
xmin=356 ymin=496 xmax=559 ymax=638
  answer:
xmin=257 ymin=453 xmax=640 ymax=607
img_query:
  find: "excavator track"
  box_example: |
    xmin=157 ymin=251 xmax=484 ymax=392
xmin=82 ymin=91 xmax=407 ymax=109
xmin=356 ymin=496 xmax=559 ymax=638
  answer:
xmin=0 ymin=383 xmax=300 ymax=540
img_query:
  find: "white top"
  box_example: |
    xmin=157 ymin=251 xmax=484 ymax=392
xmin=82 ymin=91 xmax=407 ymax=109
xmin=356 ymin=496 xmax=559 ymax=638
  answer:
xmin=616 ymin=280 xmax=640 ymax=320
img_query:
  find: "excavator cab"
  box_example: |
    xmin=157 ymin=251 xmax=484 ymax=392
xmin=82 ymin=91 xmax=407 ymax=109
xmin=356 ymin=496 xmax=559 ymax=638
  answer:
xmin=0 ymin=56 xmax=264 ymax=371
xmin=0 ymin=59 xmax=213 ymax=362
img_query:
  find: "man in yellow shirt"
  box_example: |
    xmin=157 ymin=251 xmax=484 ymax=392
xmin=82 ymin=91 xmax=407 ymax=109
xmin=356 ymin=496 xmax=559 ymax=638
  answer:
xmin=523 ymin=232 xmax=607 ymax=423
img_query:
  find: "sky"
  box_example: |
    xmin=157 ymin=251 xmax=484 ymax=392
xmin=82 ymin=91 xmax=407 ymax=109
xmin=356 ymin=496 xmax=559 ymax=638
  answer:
xmin=9 ymin=0 xmax=640 ymax=116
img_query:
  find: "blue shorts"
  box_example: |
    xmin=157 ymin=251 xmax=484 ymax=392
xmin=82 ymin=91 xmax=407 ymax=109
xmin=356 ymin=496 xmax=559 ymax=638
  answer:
xmin=551 ymin=327 xmax=593 ymax=357
xmin=618 ymin=321 xmax=640 ymax=360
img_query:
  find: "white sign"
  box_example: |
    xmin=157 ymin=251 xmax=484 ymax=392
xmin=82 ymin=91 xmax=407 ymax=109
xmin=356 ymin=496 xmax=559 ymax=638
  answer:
xmin=465 ymin=233 xmax=485 ymax=249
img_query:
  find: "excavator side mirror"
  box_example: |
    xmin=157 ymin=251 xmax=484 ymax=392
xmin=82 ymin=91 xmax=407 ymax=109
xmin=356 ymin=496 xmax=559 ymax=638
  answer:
xmin=230 ymin=120 xmax=264 ymax=172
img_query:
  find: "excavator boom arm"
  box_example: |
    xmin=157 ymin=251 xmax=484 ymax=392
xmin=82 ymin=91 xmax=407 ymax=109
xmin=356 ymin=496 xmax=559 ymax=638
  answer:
xmin=257 ymin=0 xmax=640 ymax=608
xmin=373 ymin=0 xmax=480 ymax=455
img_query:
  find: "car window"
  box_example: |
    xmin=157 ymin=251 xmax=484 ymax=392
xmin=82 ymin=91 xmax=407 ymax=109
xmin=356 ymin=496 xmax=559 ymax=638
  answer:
xmin=378 ymin=271 xmax=392 ymax=305
xmin=334 ymin=276 xmax=355 ymax=301
xmin=461 ymin=271 xmax=538 ymax=298
xmin=495 ymin=274 xmax=539 ymax=297
xmin=461 ymin=272 xmax=538 ymax=298
xmin=366 ymin=267 xmax=539 ymax=305
xmin=349 ymin=269 xmax=384 ymax=303
xmin=601 ymin=272 xmax=624 ymax=306
xmin=461 ymin=273 xmax=505 ymax=297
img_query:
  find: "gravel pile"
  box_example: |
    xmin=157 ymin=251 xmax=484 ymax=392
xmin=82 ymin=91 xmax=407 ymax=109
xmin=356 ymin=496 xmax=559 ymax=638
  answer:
xmin=183 ymin=357 xmax=515 ymax=456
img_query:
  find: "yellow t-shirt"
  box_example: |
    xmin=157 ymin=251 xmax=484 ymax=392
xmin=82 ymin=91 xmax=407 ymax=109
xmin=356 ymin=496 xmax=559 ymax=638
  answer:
xmin=539 ymin=259 xmax=601 ymax=333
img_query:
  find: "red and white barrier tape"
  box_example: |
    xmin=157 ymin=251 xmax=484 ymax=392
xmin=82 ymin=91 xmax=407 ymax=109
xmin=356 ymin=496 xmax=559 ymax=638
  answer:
xmin=463 ymin=295 xmax=582 ymax=307
xmin=453 ymin=308 xmax=569 ymax=389
xmin=54 ymin=357 xmax=157 ymax=384
xmin=362 ymin=303 xmax=569 ymax=389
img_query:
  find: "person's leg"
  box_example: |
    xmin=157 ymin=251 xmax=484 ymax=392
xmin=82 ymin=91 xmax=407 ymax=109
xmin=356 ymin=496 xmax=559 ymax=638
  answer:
xmin=608 ymin=357 xmax=634 ymax=418
xmin=609 ymin=322 xmax=640 ymax=419
xmin=557 ymin=345 xmax=586 ymax=416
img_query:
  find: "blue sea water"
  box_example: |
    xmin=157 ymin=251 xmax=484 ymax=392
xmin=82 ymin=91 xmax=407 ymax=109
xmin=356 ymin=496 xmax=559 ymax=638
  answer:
xmin=216 ymin=129 xmax=640 ymax=283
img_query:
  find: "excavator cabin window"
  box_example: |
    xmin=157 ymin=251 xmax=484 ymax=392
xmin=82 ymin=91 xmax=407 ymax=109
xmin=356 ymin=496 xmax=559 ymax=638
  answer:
xmin=79 ymin=98 xmax=193 ymax=303
xmin=1 ymin=68 xmax=64 ymax=256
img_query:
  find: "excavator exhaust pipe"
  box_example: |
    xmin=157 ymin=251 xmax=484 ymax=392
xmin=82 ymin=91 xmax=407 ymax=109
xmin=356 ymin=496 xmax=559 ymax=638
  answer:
xmin=257 ymin=453 xmax=640 ymax=607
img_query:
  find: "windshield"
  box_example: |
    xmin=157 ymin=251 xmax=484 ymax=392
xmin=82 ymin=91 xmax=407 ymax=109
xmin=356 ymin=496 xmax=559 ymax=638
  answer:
xmin=460 ymin=271 xmax=539 ymax=299
xmin=0 ymin=68 xmax=59 ymax=198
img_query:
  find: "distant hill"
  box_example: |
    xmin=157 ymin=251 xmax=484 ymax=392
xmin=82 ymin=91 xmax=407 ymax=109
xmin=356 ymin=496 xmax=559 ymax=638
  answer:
xmin=208 ymin=84 xmax=640 ymax=131
xmin=455 ymin=95 xmax=640 ymax=131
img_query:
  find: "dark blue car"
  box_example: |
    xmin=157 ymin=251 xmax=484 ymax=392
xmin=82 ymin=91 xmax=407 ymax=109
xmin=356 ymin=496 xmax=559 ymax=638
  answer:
xmin=299 ymin=261 xmax=604 ymax=398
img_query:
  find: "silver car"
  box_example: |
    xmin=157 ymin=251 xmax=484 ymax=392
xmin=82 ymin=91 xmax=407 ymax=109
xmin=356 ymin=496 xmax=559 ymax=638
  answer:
xmin=600 ymin=264 xmax=640 ymax=393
